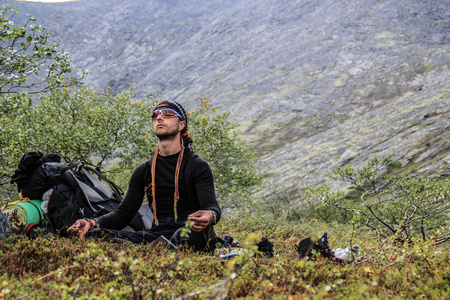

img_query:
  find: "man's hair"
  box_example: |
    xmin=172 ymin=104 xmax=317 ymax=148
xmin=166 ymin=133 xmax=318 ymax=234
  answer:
xmin=153 ymin=100 xmax=192 ymax=147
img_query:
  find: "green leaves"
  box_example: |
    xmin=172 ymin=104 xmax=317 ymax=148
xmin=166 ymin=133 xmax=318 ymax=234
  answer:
xmin=189 ymin=99 xmax=262 ymax=209
xmin=0 ymin=87 xmax=157 ymax=200
xmin=27 ymin=86 xmax=158 ymax=186
xmin=0 ymin=88 xmax=262 ymax=210
xmin=0 ymin=6 xmax=84 ymax=96
xmin=306 ymin=155 xmax=450 ymax=243
xmin=0 ymin=93 xmax=33 ymax=193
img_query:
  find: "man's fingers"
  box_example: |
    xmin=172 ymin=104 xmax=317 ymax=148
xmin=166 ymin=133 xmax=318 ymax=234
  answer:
xmin=68 ymin=220 xmax=90 ymax=238
xmin=78 ymin=228 xmax=89 ymax=238
xmin=190 ymin=217 xmax=208 ymax=223
xmin=190 ymin=219 xmax=209 ymax=227
xmin=190 ymin=224 xmax=203 ymax=232
xmin=67 ymin=226 xmax=77 ymax=234
xmin=188 ymin=216 xmax=207 ymax=223
xmin=188 ymin=210 xmax=214 ymax=230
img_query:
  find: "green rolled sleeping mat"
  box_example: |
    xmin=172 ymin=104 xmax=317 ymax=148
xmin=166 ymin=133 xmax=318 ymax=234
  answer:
xmin=2 ymin=199 xmax=46 ymax=234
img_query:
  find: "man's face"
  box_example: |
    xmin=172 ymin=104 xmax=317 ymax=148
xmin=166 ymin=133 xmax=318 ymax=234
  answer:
xmin=152 ymin=108 xmax=186 ymax=140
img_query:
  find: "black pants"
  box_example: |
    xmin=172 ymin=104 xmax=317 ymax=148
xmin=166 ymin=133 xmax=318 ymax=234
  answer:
xmin=87 ymin=217 xmax=218 ymax=252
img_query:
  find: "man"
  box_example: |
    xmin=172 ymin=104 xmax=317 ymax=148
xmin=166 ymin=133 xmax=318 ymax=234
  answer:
xmin=68 ymin=100 xmax=221 ymax=251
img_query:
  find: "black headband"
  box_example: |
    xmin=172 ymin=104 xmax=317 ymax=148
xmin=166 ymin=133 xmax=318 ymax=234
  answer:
xmin=153 ymin=100 xmax=187 ymax=122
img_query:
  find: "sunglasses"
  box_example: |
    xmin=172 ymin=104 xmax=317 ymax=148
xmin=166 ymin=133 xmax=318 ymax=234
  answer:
xmin=152 ymin=108 xmax=183 ymax=120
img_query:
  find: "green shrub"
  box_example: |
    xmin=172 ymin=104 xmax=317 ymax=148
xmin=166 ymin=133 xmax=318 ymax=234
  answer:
xmin=0 ymin=86 xmax=157 ymax=200
xmin=1 ymin=5 xmax=83 ymax=200
xmin=25 ymin=87 xmax=158 ymax=189
xmin=0 ymin=6 xmax=83 ymax=95
xmin=298 ymin=155 xmax=450 ymax=243
xmin=299 ymin=185 xmax=355 ymax=224
xmin=0 ymin=93 xmax=33 ymax=187
xmin=189 ymin=99 xmax=262 ymax=210
xmin=0 ymin=91 xmax=262 ymax=211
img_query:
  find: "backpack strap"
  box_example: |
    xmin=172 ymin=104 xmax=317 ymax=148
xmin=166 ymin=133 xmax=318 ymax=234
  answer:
xmin=80 ymin=165 xmax=123 ymax=203
xmin=60 ymin=168 xmax=99 ymax=216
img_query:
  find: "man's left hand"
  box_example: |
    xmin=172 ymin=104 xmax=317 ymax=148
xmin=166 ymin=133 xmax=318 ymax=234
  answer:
xmin=187 ymin=210 xmax=214 ymax=232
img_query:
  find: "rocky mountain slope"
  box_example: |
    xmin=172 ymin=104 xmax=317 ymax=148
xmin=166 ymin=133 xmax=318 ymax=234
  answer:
xmin=6 ymin=0 xmax=449 ymax=198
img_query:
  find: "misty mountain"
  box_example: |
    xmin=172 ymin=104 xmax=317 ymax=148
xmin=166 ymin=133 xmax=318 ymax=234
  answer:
xmin=6 ymin=0 xmax=449 ymax=198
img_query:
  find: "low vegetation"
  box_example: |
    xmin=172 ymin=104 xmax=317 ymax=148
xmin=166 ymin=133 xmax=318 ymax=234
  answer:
xmin=1 ymin=156 xmax=448 ymax=298
xmin=0 ymin=214 xmax=449 ymax=299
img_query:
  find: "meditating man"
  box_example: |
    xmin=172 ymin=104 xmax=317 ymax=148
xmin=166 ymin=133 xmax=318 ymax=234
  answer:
xmin=68 ymin=100 xmax=221 ymax=251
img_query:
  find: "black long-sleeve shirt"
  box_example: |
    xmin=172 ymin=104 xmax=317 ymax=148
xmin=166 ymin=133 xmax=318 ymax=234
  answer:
xmin=98 ymin=147 xmax=221 ymax=229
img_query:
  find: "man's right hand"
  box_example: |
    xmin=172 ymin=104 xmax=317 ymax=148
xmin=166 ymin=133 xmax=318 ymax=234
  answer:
xmin=187 ymin=210 xmax=214 ymax=232
xmin=67 ymin=219 xmax=91 ymax=238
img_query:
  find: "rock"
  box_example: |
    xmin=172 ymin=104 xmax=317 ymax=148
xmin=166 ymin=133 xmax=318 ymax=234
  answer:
xmin=0 ymin=210 xmax=12 ymax=240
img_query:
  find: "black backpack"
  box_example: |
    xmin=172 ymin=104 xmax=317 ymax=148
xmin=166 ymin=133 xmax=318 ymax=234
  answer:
xmin=10 ymin=151 xmax=62 ymax=199
xmin=10 ymin=152 xmax=147 ymax=233
xmin=46 ymin=163 xmax=146 ymax=232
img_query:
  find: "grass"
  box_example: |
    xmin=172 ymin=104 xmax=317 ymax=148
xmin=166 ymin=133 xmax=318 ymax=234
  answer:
xmin=1 ymin=215 xmax=449 ymax=299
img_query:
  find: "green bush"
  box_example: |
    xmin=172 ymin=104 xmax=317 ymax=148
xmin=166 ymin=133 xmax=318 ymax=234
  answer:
xmin=0 ymin=93 xmax=33 ymax=187
xmin=0 ymin=6 xmax=83 ymax=95
xmin=189 ymin=99 xmax=262 ymax=210
xmin=298 ymin=185 xmax=354 ymax=224
xmin=25 ymin=87 xmax=158 ymax=188
xmin=297 ymin=155 xmax=450 ymax=243
xmin=0 ymin=90 xmax=262 ymax=212
xmin=1 ymin=5 xmax=83 ymax=199
xmin=0 ymin=87 xmax=157 ymax=198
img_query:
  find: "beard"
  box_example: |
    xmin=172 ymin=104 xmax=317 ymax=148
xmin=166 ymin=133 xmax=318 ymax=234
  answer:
xmin=155 ymin=126 xmax=179 ymax=141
